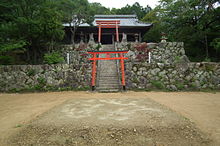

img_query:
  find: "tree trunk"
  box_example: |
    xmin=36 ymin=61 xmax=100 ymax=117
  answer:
xmin=26 ymin=49 xmax=30 ymax=63
xmin=70 ymin=26 xmax=76 ymax=48
xmin=205 ymin=34 xmax=209 ymax=58
xmin=33 ymin=48 xmax=37 ymax=64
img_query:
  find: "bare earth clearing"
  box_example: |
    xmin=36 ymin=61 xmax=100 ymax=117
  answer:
xmin=0 ymin=91 xmax=219 ymax=145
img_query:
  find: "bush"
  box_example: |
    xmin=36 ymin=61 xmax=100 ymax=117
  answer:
xmin=43 ymin=52 xmax=64 ymax=64
xmin=95 ymin=44 xmax=102 ymax=50
xmin=27 ymin=69 xmax=36 ymax=76
xmin=151 ymin=80 xmax=165 ymax=89
xmin=0 ymin=55 xmax=15 ymax=65
xmin=176 ymin=82 xmax=184 ymax=90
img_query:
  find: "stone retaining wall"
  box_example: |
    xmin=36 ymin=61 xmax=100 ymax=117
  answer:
xmin=124 ymin=42 xmax=188 ymax=64
xmin=150 ymin=42 xmax=187 ymax=64
xmin=0 ymin=64 xmax=91 ymax=92
xmin=125 ymin=62 xmax=220 ymax=90
xmin=1 ymin=42 xmax=220 ymax=92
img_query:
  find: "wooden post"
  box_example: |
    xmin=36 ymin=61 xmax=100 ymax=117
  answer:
xmin=91 ymin=53 xmax=97 ymax=90
xmin=120 ymin=53 xmax=126 ymax=90
xmin=112 ymin=34 xmax=114 ymax=44
xmin=116 ymin=21 xmax=119 ymax=42
xmin=98 ymin=24 xmax=101 ymax=43
xmin=139 ymin=32 xmax=142 ymax=42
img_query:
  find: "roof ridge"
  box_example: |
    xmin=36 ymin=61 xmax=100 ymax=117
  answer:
xmin=94 ymin=15 xmax=137 ymax=18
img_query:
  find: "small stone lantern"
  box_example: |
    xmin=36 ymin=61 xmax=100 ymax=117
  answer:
xmin=160 ymin=32 xmax=168 ymax=42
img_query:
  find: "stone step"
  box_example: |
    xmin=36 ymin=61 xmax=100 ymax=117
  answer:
xmin=98 ymin=86 xmax=119 ymax=90
xmin=99 ymin=82 xmax=119 ymax=85
xmin=99 ymin=79 xmax=119 ymax=83
xmin=99 ymin=77 xmax=118 ymax=80
xmin=98 ymin=83 xmax=119 ymax=86
xmin=99 ymin=65 xmax=116 ymax=67
xmin=99 ymin=70 xmax=117 ymax=72
xmin=96 ymin=87 xmax=119 ymax=90
xmin=98 ymin=82 xmax=119 ymax=85
xmin=99 ymin=74 xmax=117 ymax=76
xmin=98 ymin=86 xmax=119 ymax=89
xmin=99 ymin=71 xmax=117 ymax=73
xmin=97 ymin=89 xmax=120 ymax=93
xmin=96 ymin=45 xmax=120 ymax=92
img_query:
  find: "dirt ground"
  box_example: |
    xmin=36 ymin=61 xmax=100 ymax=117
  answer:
xmin=0 ymin=91 xmax=219 ymax=146
xmin=146 ymin=92 xmax=220 ymax=145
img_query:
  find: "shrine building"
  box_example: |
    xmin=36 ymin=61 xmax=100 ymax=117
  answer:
xmin=63 ymin=15 xmax=152 ymax=44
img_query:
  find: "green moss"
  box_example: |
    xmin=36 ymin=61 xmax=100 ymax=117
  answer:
xmin=14 ymin=124 xmax=23 ymax=128
xmin=133 ymin=77 xmax=139 ymax=83
xmin=174 ymin=56 xmax=181 ymax=63
xmin=132 ymin=88 xmax=151 ymax=92
xmin=176 ymin=82 xmax=185 ymax=90
xmin=37 ymin=77 xmax=46 ymax=85
xmin=9 ymin=88 xmax=21 ymax=93
xmin=151 ymin=80 xmax=165 ymax=89
xmin=205 ymin=64 xmax=215 ymax=72
xmin=27 ymin=69 xmax=36 ymax=76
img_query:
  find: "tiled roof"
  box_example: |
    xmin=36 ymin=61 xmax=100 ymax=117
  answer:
xmin=94 ymin=15 xmax=151 ymax=27
xmin=94 ymin=15 xmax=137 ymax=18
xmin=63 ymin=15 xmax=152 ymax=27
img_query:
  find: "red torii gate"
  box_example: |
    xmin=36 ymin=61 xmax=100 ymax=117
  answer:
xmin=96 ymin=20 xmax=120 ymax=43
xmin=88 ymin=20 xmax=128 ymax=91
xmin=88 ymin=50 xmax=128 ymax=91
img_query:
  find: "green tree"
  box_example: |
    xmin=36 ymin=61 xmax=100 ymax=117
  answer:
xmin=57 ymin=0 xmax=92 ymax=45
xmin=143 ymin=0 xmax=220 ymax=61
xmin=0 ymin=0 xmax=64 ymax=64
xmin=111 ymin=2 xmax=151 ymax=19
xmin=89 ymin=2 xmax=111 ymax=15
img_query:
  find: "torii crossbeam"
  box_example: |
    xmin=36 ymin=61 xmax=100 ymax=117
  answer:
xmin=96 ymin=20 xmax=120 ymax=43
xmin=88 ymin=50 xmax=128 ymax=91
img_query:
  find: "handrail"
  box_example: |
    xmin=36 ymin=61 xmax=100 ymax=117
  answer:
xmin=115 ymin=45 xmax=121 ymax=90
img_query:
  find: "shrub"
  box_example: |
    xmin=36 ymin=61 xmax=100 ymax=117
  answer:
xmin=174 ymin=56 xmax=181 ymax=63
xmin=176 ymin=82 xmax=184 ymax=90
xmin=27 ymin=69 xmax=36 ymax=76
xmin=37 ymin=77 xmax=46 ymax=85
xmin=151 ymin=80 xmax=165 ymax=89
xmin=205 ymin=64 xmax=215 ymax=71
xmin=211 ymin=38 xmax=220 ymax=52
xmin=134 ymin=43 xmax=151 ymax=62
xmin=95 ymin=44 xmax=102 ymax=50
xmin=127 ymin=43 xmax=131 ymax=50
xmin=43 ymin=52 xmax=64 ymax=64
xmin=35 ymin=77 xmax=47 ymax=90
xmin=0 ymin=55 xmax=15 ymax=65
xmin=203 ymin=58 xmax=211 ymax=62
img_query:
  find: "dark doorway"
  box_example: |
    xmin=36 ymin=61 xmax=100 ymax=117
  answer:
xmin=101 ymin=35 xmax=112 ymax=44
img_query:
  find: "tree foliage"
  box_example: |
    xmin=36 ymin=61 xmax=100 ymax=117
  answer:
xmin=0 ymin=0 xmax=219 ymax=64
xmin=143 ymin=0 xmax=220 ymax=61
xmin=111 ymin=2 xmax=151 ymax=19
xmin=43 ymin=52 xmax=64 ymax=64
xmin=0 ymin=0 xmax=65 ymax=64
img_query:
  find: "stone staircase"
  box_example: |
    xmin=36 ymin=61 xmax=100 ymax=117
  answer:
xmin=96 ymin=45 xmax=120 ymax=92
